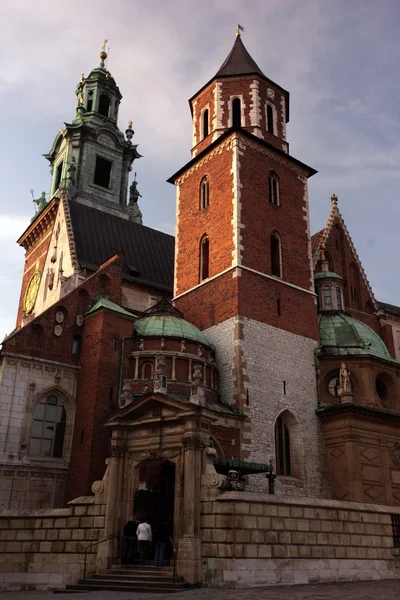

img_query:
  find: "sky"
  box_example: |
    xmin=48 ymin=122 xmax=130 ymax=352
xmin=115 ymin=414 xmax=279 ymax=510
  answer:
xmin=1 ymin=0 xmax=400 ymax=341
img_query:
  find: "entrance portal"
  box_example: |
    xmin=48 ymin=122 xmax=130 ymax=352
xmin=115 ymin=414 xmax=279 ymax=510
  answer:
xmin=134 ymin=459 xmax=175 ymax=534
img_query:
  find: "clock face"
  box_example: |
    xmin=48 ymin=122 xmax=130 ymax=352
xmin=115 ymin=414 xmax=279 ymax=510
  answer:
xmin=24 ymin=271 xmax=41 ymax=314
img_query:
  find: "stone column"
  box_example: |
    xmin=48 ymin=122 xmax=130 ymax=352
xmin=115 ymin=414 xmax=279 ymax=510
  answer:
xmin=177 ymin=429 xmax=208 ymax=584
xmin=97 ymin=439 xmax=125 ymax=571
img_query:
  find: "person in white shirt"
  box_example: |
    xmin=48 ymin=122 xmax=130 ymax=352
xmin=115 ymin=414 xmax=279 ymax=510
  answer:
xmin=136 ymin=518 xmax=152 ymax=565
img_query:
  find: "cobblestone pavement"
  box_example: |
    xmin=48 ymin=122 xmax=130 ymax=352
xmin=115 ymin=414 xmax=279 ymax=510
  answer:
xmin=1 ymin=580 xmax=400 ymax=600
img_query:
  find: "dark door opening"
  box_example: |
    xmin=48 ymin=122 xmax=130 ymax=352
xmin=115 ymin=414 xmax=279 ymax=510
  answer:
xmin=134 ymin=459 xmax=175 ymax=540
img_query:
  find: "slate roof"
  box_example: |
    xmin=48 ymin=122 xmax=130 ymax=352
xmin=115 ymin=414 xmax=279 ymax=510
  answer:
xmin=378 ymin=301 xmax=400 ymax=316
xmin=68 ymin=200 xmax=175 ymax=292
xmin=215 ymin=35 xmax=265 ymax=78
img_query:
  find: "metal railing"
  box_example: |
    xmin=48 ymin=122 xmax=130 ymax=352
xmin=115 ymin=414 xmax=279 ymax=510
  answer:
xmin=83 ymin=534 xmax=123 ymax=580
xmin=169 ymin=536 xmax=177 ymax=581
xmin=392 ymin=514 xmax=400 ymax=548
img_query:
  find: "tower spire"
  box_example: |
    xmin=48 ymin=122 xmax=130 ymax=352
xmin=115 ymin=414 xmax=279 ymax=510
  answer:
xmin=99 ymin=39 xmax=108 ymax=68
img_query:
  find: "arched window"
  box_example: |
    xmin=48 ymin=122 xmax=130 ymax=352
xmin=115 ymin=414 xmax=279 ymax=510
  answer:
xmin=141 ymin=362 xmax=154 ymax=380
xmin=98 ymin=94 xmax=111 ymax=117
xmin=322 ymin=285 xmax=332 ymax=309
xmin=266 ymin=104 xmax=275 ymax=134
xmin=325 ymin=251 xmax=333 ymax=272
xmin=275 ymin=415 xmax=291 ymax=475
xmin=29 ymin=395 xmax=66 ymax=458
xmin=200 ymin=235 xmax=210 ymax=282
xmin=232 ymin=98 xmax=241 ymax=128
xmin=336 ymin=286 xmax=343 ymax=310
xmin=202 ymin=109 xmax=209 ymax=139
xmin=270 ymin=232 xmax=282 ymax=278
xmin=199 ymin=176 xmax=209 ymax=210
xmin=86 ymin=90 xmax=94 ymax=112
xmin=269 ymin=172 xmax=279 ymax=205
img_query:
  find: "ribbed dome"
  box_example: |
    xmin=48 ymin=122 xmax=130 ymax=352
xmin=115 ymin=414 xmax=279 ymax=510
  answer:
xmin=134 ymin=315 xmax=211 ymax=347
xmin=318 ymin=312 xmax=391 ymax=360
xmin=314 ymin=271 xmax=344 ymax=281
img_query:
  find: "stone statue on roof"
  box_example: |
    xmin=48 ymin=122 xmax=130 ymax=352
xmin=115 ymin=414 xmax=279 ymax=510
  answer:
xmin=127 ymin=175 xmax=143 ymax=225
xmin=31 ymin=191 xmax=48 ymax=221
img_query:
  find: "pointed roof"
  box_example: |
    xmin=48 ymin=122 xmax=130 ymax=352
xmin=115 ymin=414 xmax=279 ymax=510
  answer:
xmin=85 ymin=296 xmax=137 ymax=319
xmin=188 ymin=35 xmax=289 ymax=121
xmin=215 ymin=35 xmax=265 ymax=78
xmin=312 ymin=195 xmax=378 ymax=311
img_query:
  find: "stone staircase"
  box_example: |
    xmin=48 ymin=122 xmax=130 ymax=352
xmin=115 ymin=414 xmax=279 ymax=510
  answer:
xmin=64 ymin=563 xmax=191 ymax=593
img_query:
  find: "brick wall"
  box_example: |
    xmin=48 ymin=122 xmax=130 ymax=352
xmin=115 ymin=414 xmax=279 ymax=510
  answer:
xmin=200 ymin=491 xmax=400 ymax=587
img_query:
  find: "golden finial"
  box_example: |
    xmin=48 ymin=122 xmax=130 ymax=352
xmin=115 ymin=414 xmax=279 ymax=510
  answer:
xmin=128 ymin=120 xmax=133 ymax=127
xmin=99 ymin=39 xmax=108 ymax=67
xmin=81 ymin=73 xmax=85 ymax=82
xmin=78 ymin=95 xmax=84 ymax=105
xmin=236 ymin=24 xmax=245 ymax=37
xmin=331 ymin=193 xmax=338 ymax=207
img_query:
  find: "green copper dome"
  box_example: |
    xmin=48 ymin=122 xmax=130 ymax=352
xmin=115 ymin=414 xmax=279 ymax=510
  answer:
xmin=318 ymin=312 xmax=391 ymax=360
xmin=314 ymin=271 xmax=344 ymax=281
xmin=134 ymin=315 xmax=211 ymax=347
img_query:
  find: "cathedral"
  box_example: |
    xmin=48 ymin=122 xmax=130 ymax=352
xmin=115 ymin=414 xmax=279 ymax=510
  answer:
xmin=1 ymin=33 xmax=400 ymax=589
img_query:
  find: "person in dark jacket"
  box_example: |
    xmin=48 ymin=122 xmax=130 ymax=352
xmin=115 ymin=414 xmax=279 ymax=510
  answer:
xmin=123 ymin=516 xmax=138 ymax=564
xmin=153 ymin=522 xmax=169 ymax=567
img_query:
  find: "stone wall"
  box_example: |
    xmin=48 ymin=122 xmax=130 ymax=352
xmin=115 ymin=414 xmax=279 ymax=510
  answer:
xmin=0 ymin=494 xmax=105 ymax=591
xmin=200 ymin=490 xmax=400 ymax=587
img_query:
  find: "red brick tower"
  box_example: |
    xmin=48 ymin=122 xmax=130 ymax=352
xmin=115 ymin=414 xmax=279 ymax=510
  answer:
xmin=169 ymin=32 xmax=326 ymax=497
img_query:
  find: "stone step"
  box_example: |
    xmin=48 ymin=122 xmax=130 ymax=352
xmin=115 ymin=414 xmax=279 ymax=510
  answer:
xmin=78 ymin=577 xmax=187 ymax=589
xmin=91 ymin=573 xmax=178 ymax=583
xmin=66 ymin=582 xmax=187 ymax=593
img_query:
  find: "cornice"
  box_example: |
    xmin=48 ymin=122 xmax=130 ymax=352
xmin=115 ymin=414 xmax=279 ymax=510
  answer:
xmin=17 ymin=197 xmax=59 ymax=251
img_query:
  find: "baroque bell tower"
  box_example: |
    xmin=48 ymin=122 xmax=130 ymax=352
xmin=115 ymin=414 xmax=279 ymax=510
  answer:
xmin=169 ymin=30 xmax=326 ymax=497
xmin=44 ymin=41 xmax=141 ymax=218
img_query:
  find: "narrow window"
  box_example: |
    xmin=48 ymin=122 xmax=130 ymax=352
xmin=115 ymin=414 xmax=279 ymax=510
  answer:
xmin=267 ymin=104 xmax=274 ymax=134
xmin=232 ymin=98 xmax=241 ymax=127
xmin=283 ymin=381 xmax=286 ymax=395
xmin=275 ymin=416 xmax=291 ymax=476
xmin=29 ymin=395 xmax=66 ymax=458
xmin=94 ymin=157 xmax=112 ymax=188
xmin=200 ymin=235 xmax=210 ymax=282
xmin=87 ymin=90 xmax=94 ymax=112
xmin=269 ymin=172 xmax=279 ymax=205
xmin=112 ymin=337 xmax=117 ymax=350
xmin=109 ymin=386 xmax=113 ymax=403
xmin=80 ymin=429 xmax=85 ymax=444
xmin=142 ymin=363 xmax=153 ymax=380
xmin=54 ymin=161 xmax=64 ymax=191
xmin=271 ymin=233 xmax=282 ymax=278
xmin=72 ymin=335 xmax=81 ymax=355
xmin=336 ymin=286 xmax=343 ymax=310
xmin=199 ymin=176 xmax=209 ymax=210
xmin=202 ymin=109 xmax=209 ymax=139
xmin=98 ymin=94 xmax=110 ymax=117
xmin=323 ymin=286 xmax=332 ymax=308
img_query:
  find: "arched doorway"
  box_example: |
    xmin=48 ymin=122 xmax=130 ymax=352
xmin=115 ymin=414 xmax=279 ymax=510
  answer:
xmin=134 ymin=459 xmax=175 ymax=534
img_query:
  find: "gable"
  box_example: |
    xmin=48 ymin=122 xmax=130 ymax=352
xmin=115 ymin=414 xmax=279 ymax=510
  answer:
xmin=313 ymin=200 xmax=377 ymax=314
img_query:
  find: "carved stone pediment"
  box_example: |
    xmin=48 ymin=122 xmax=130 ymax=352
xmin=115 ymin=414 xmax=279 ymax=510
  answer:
xmin=105 ymin=392 xmax=208 ymax=426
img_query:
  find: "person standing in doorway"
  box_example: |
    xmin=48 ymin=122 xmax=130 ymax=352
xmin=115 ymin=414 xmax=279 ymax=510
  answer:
xmin=123 ymin=515 xmax=138 ymax=565
xmin=136 ymin=518 xmax=152 ymax=565
xmin=154 ymin=521 xmax=169 ymax=567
